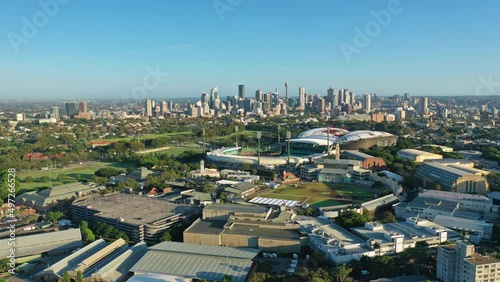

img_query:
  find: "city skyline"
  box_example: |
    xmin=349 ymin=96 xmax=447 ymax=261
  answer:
xmin=1 ymin=0 xmax=500 ymax=99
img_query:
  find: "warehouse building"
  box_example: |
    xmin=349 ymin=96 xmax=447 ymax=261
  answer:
xmin=184 ymin=204 xmax=304 ymax=252
xmin=37 ymin=238 xmax=128 ymax=281
xmin=0 ymin=229 xmax=82 ymax=259
xmin=415 ymin=162 xmax=490 ymax=195
xmin=396 ymin=149 xmax=443 ymax=163
xmin=129 ymin=241 xmax=259 ymax=282
xmin=72 ymin=193 xmax=200 ymax=243
xmin=16 ymin=182 xmax=101 ymax=211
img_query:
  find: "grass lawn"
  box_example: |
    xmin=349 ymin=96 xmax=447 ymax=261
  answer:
xmin=260 ymin=182 xmax=385 ymax=207
xmin=92 ymin=131 xmax=193 ymax=142
xmin=143 ymin=146 xmax=203 ymax=156
xmin=18 ymin=161 xmax=136 ymax=194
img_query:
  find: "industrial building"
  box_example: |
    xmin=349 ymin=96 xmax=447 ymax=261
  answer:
xmin=0 ymin=229 xmax=82 ymax=259
xmin=129 ymin=241 xmax=259 ymax=282
xmin=394 ymin=197 xmax=460 ymax=220
xmin=16 ymin=182 xmax=101 ymax=211
xmin=437 ymin=241 xmax=500 ymax=282
xmin=184 ymin=204 xmax=305 ymax=252
xmin=71 ymin=193 xmax=200 ymax=243
xmin=396 ymin=149 xmax=443 ymax=163
xmin=91 ymin=242 xmax=148 ymax=282
xmin=37 ymin=238 xmax=129 ymax=281
xmin=433 ymin=215 xmax=493 ymax=242
xmin=415 ymin=162 xmax=490 ymax=195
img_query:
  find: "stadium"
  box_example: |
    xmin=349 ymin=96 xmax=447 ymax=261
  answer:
xmin=206 ymin=127 xmax=397 ymax=168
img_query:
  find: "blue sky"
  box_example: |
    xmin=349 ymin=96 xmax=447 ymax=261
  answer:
xmin=0 ymin=0 xmax=499 ymax=100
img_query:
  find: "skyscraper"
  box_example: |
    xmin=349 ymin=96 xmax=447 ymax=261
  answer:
xmin=78 ymin=101 xmax=88 ymax=113
xmin=299 ymin=86 xmax=306 ymax=109
xmin=201 ymin=93 xmax=208 ymax=105
xmin=145 ymin=98 xmax=153 ymax=117
xmin=349 ymin=91 xmax=355 ymax=105
xmin=65 ymin=102 xmax=78 ymax=117
xmin=327 ymin=87 xmax=337 ymax=108
xmin=51 ymin=106 xmax=60 ymax=119
xmin=238 ymin=85 xmax=245 ymax=100
xmin=419 ymin=97 xmax=429 ymax=115
xmin=363 ymin=94 xmax=371 ymax=113
xmin=255 ymin=89 xmax=263 ymax=102
xmin=210 ymin=87 xmax=218 ymax=109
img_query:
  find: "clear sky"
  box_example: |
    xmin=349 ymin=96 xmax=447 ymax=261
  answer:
xmin=0 ymin=0 xmax=499 ymax=100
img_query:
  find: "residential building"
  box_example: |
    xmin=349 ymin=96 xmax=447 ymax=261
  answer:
xmin=437 ymin=241 xmax=500 ymax=282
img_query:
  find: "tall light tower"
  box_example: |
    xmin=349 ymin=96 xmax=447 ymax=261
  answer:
xmin=235 ymin=126 xmax=239 ymax=147
xmin=257 ymin=131 xmax=262 ymax=166
xmin=326 ymin=126 xmax=330 ymax=154
xmin=287 ymin=131 xmax=291 ymax=165
xmin=202 ymin=128 xmax=206 ymax=154
xmin=277 ymin=124 xmax=281 ymax=143
xmin=285 ymin=81 xmax=289 ymax=110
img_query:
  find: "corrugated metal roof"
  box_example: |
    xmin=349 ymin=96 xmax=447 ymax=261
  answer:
xmin=130 ymin=242 xmax=258 ymax=282
xmin=149 ymin=241 xmax=259 ymax=259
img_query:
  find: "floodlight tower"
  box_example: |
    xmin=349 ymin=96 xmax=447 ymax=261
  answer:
xmin=285 ymin=81 xmax=289 ymax=110
xmin=235 ymin=126 xmax=239 ymax=147
xmin=202 ymin=128 xmax=206 ymax=154
xmin=287 ymin=131 xmax=291 ymax=165
xmin=257 ymin=131 xmax=262 ymax=166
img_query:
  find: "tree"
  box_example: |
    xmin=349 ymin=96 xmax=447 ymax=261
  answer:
xmin=95 ymin=167 xmax=124 ymax=178
xmin=332 ymin=264 xmax=353 ymax=282
xmin=24 ymin=176 xmax=34 ymax=183
xmin=377 ymin=211 xmax=397 ymax=224
xmin=76 ymin=271 xmax=83 ymax=282
xmin=335 ymin=211 xmax=371 ymax=229
xmin=222 ymin=274 xmax=233 ymax=282
xmin=81 ymin=227 xmax=96 ymax=243
xmin=46 ymin=211 xmax=65 ymax=222
xmin=40 ymin=176 xmax=50 ymax=183
xmin=62 ymin=272 xmax=71 ymax=282
xmin=159 ymin=231 xmax=172 ymax=242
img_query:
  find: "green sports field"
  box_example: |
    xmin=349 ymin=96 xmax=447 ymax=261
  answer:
xmin=17 ymin=161 xmax=135 ymax=194
xmin=259 ymin=182 xmax=387 ymax=207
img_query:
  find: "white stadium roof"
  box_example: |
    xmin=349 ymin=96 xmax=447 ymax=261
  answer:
xmin=249 ymin=197 xmax=300 ymax=207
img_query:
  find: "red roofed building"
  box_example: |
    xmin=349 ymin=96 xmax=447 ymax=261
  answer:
xmin=24 ymin=153 xmax=48 ymax=161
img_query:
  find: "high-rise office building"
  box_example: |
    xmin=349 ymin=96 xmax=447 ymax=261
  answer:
xmin=65 ymin=102 xmax=78 ymax=117
xmin=201 ymin=93 xmax=208 ymax=105
xmin=419 ymin=97 xmax=429 ymax=115
xmin=363 ymin=94 xmax=371 ymax=113
xmin=161 ymin=101 xmax=168 ymax=115
xmin=255 ymin=89 xmax=263 ymax=102
xmin=51 ymin=106 xmax=60 ymax=119
xmin=145 ymin=98 xmax=153 ymax=117
xmin=210 ymin=87 xmax=218 ymax=109
xmin=327 ymin=87 xmax=337 ymax=108
xmin=349 ymin=91 xmax=355 ymax=105
xmin=78 ymin=101 xmax=88 ymax=113
xmin=299 ymin=86 xmax=306 ymax=109
xmin=238 ymin=85 xmax=245 ymax=100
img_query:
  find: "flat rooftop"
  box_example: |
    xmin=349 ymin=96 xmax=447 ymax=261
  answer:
xmin=72 ymin=193 xmax=197 ymax=226
xmin=296 ymin=218 xmax=365 ymax=245
xmin=185 ymin=220 xmax=226 ymax=234
xmin=465 ymin=253 xmax=500 ymax=266
xmin=204 ymin=203 xmax=269 ymax=214
xmin=419 ymin=189 xmax=491 ymax=203
xmin=223 ymin=223 xmax=301 ymax=240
